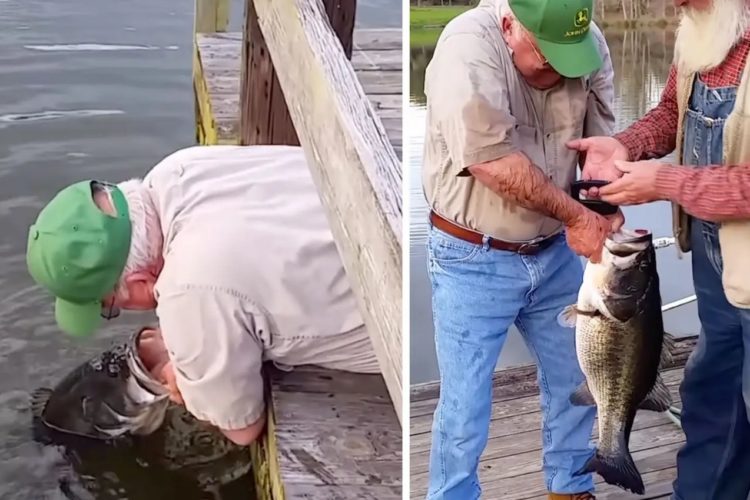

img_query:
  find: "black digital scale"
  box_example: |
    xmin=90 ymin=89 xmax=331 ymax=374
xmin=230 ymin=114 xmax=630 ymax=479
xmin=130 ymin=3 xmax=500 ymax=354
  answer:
xmin=570 ymin=180 xmax=619 ymax=216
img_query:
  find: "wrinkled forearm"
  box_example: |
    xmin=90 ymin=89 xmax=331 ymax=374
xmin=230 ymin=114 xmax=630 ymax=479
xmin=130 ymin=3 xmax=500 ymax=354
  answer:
xmin=656 ymin=164 xmax=750 ymax=221
xmin=467 ymin=152 xmax=586 ymax=225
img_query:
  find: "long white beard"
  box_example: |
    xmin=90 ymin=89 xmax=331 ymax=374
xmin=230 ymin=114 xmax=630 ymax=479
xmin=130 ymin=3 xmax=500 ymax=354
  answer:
xmin=674 ymin=0 xmax=750 ymax=74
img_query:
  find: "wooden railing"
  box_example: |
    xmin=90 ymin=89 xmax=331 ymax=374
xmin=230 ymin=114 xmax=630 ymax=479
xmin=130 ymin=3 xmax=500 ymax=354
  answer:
xmin=193 ymin=0 xmax=403 ymax=422
xmin=242 ymin=0 xmax=403 ymax=422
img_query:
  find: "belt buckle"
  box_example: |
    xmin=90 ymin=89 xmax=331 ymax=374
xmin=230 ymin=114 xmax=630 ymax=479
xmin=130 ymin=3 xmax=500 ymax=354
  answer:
xmin=517 ymin=241 xmax=539 ymax=254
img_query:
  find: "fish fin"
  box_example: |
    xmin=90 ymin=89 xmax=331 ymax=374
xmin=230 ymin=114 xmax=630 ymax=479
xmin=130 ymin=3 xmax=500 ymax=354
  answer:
xmin=29 ymin=388 xmax=52 ymax=418
xmin=574 ymin=434 xmax=644 ymax=495
xmin=659 ymin=334 xmax=676 ymax=368
xmin=557 ymin=305 xmax=579 ymax=328
xmin=570 ymin=381 xmax=597 ymax=406
xmin=639 ymin=374 xmax=672 ymax=412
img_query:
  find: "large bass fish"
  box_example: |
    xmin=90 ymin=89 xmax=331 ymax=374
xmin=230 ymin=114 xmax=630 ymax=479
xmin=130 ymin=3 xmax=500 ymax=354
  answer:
xmin=559 ymin=228 xmax=673 ymax=495
xmin=29 ymin=327 xmax=253 ymax=499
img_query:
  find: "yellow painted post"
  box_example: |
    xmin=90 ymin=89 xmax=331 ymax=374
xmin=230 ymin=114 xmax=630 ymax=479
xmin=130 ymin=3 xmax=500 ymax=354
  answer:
xmin=194 ymin=0 xmax=230 ymax=34
xmin=193 ymin=0 xmax=229 ymax=144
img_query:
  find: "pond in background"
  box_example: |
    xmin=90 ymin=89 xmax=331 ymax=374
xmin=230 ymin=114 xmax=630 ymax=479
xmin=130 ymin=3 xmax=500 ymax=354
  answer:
xmin=0 ymin=0 xmax=400 ymax=498
xmin=409 ymin=28 xmax=700 ymax=385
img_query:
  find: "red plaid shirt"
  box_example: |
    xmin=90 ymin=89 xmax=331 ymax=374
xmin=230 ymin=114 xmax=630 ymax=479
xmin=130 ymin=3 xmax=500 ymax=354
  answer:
xmin=614 ymin=33 xmax=750 ymax=219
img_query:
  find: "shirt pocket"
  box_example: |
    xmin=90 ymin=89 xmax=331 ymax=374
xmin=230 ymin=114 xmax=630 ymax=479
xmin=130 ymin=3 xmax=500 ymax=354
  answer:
xmin=512 ymin=123 xmax=546 ymax=171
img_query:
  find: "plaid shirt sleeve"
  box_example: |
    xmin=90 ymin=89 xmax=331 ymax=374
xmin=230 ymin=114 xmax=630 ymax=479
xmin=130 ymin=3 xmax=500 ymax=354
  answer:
xmin=614 ymin=65 xmax=679 ymax=161
xmin=656 ymin=164 xmax=750 ymax=221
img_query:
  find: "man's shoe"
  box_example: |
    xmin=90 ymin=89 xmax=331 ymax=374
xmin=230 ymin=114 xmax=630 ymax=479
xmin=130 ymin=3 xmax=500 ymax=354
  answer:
xmin=548 ymin=493 xmax=596 ymax=500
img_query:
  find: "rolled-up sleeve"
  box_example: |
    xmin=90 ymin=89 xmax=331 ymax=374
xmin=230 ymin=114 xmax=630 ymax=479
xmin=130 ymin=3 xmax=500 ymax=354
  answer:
xmin=155 ymin=286 xmax=266 ymax=430
xmin=426 ymin=32 xmax=517 ymax=173
xmin=583 ymin=23 xmax=616 ymax=138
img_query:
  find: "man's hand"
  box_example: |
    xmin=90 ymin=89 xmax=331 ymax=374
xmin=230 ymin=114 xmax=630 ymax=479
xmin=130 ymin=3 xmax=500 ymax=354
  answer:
xmin=158 ymin=361 xmax=184 ymax=405
xmin=606 ymin=208 xmax=625 ymax=233
xmin=567 ymin=137 xmax=630 ymax=197
xmin=565 ymin=208 xmax=612 ymax=263
xmin=138 ymin=328 xmax=185 ymax=405
xmin=598 ymin=160 xmax=664 ymax=205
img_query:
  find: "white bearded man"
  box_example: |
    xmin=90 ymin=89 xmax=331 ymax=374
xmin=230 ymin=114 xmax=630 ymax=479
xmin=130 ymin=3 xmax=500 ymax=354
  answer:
xmin=566 ymin=0 xmax=750 ymax=498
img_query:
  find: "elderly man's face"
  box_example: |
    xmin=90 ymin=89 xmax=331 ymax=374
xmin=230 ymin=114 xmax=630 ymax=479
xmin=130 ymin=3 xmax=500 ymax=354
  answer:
xmin=673 ymin=0 xmax=749 ymax=74
xmin=501 ymin=15 xmax=562 ymax=89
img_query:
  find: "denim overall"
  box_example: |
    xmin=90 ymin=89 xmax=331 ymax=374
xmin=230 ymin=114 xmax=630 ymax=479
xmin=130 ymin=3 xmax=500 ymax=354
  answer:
xmin=673 ymin=76 xmax=750 ymax=500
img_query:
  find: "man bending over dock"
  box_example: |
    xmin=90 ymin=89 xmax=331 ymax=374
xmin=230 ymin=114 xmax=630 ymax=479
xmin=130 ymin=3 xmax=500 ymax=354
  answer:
xmin=25 ymin=145 xmax=380 ymax=446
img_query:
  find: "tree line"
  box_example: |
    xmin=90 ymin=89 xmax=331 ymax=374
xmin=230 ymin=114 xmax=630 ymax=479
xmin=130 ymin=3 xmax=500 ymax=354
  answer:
xmin=410 ymin=0 xmax=680 ymax=22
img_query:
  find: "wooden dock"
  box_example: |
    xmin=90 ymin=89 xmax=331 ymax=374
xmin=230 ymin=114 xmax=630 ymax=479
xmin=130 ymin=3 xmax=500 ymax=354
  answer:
xmin=192 ymin=0 xmax=403 ymax=498
xmin=193 ymin=30 xmax=402 ymax=158
xmin=409 ymin=336 xmax=698 ymax=499
xmin=251 ymin=365 xmax=402 ymax=499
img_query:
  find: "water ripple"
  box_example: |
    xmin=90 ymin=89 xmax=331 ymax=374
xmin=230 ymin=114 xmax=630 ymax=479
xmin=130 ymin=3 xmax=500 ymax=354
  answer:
xmin=0 ymin=109 xmax=124 ymax=124
xmin=24 ymin=43 xmax=163 ymax=52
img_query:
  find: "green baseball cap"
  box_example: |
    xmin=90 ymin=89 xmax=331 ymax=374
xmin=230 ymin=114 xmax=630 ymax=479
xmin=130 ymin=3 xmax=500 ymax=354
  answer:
xmin=509 ymin=0 xmax=602 ymax=78
xmin=26 ymin=180 xmax=131 ymax=338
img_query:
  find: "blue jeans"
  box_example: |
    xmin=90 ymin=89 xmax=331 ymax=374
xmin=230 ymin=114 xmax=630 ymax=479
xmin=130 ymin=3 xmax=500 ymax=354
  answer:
xmin=672 ymin=220 xmax=750 ymax=500
xmin=426 ymin=225 xmax=596 ymax=499
xmin=671 ymin=76 xmax=750 ymax=500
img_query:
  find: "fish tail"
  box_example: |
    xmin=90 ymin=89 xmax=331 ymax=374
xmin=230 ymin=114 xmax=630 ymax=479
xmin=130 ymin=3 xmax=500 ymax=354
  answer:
xmin=574 ymin=436 xmax=644 ymax=494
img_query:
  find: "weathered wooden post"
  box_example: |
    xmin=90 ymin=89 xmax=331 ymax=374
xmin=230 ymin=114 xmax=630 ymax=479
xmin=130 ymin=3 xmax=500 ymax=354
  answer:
xmin=239 ymin=0 xmax=403 ymax=421
xmin=193 ymin=0 xmax=231 ymax=143
xmin=194 ymin=0 xmax=230 ymax=34
xmin=239 ymin=0 xmax=356 ymax=145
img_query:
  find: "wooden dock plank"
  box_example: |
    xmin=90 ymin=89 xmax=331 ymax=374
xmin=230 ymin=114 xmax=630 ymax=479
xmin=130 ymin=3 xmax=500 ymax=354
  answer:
xmin=410 ymin=337 xmax=695 ymax=499
xmin=257 ymin=366 xmax=402 ymax=499
xmin=410 ymin=367 xmax=685 ymax=442
xmin=410 ymin=382 xmax=684 ymax=478
xmin=194 ymin=29 xmax=402 ymax=158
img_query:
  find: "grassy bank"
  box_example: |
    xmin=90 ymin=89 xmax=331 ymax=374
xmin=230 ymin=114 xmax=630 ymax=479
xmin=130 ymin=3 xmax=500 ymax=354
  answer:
xmin=411 ymin=27 xmax=443 ymax=47
xmin=410 ymin=6 xmax=471 ymax=28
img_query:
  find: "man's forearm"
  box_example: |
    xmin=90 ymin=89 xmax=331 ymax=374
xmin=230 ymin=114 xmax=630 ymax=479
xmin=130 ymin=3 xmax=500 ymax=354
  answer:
xmin=220 ymin=412 xmax=266 ymax=446
xmin=656 ymin=164 xmax=750 ymax=221
xmin=467 ymin=152 xmax=586 ymax=225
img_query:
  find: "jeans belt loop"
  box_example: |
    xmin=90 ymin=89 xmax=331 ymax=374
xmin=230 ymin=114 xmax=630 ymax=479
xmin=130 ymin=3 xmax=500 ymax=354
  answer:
xmin=481 ymin=234 xmax=491 ymax=251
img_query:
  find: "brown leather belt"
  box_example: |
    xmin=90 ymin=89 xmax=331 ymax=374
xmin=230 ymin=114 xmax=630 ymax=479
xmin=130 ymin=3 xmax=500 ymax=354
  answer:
xmin=429 ymin=210 xmax=559 ymax=255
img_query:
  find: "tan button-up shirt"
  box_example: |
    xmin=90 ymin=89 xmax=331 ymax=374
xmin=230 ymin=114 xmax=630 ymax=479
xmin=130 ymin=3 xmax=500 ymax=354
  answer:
xmin=144 ymin=145 xmax=372 ymax=429
xmin=422 ymin=0 xmax=616 ymax=242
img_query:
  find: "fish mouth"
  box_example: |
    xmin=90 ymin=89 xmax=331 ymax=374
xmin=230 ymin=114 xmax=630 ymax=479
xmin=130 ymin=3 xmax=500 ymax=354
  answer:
xmin=605 ymin=228 xmax=652 ymax=256
xmin=120 ymin=327 xmax=172 ymax=435
xmin=127 ymin=327 xmax=171 ymax=397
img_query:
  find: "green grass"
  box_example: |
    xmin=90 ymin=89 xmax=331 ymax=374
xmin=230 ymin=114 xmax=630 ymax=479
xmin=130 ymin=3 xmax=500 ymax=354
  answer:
xmin=410 ymin=6 xmax=471 ymax=29
xmin=410 ymin=27 xmax=444 ymax=47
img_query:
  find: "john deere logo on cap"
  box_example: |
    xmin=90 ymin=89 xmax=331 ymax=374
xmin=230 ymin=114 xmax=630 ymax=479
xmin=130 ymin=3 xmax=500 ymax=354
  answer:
xmin=565 ymin=7 xmax=591 ymax=38
xmin=574 ymin=8 xmax=589 ymax=27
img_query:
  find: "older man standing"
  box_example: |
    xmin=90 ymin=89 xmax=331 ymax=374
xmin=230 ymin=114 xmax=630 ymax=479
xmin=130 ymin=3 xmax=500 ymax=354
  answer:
xmin=25 ymin=145 xmax=380 ymax=447
xmin=568 ymin=0 xmax=750 ymax=498
xmin=421 ymin=0 xmax=617 ymax=498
